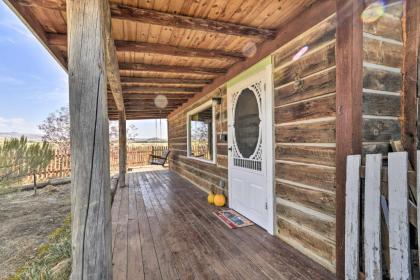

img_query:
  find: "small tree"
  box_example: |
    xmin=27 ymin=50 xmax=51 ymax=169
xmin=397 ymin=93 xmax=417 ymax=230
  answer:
xmin=26 ymin=141 xmax=54 ymax=195
xmin=0 ymin=136 xmax=28 ymax=187
xmin=38 ymin=107 xmax=70 ymax=153
xmin=128 ymin=124 xmax=138 ymax=142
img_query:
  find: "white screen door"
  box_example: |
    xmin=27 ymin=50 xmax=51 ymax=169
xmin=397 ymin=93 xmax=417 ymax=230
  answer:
xmin=227 ymin=67 xmax=274 ymax=233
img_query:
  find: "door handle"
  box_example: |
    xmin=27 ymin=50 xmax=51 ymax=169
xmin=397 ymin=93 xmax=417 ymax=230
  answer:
xmin=228 ymin=147 xmax=232 ymax=151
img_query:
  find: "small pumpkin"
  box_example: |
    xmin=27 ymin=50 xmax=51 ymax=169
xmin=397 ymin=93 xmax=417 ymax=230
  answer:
xmin=207 ymin=192 xmax=215 ymax=204
xmin=213 ymin=193 xmax=226 ymax=207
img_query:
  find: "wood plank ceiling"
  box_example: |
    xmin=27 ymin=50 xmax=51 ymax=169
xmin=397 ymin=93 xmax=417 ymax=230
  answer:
xmin=7 ymin=0 xmax=317 ymax=120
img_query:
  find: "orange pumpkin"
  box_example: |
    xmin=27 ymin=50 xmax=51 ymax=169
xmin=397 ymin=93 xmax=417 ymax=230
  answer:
xmin=207 ymin=192 xmax=215 ymax=204
xmin=213 ymin=194 xmax=226 ymax=207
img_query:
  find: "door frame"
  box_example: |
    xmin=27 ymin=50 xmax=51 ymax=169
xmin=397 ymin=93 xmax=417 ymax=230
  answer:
xmin=227 ymin=63 xmax=275 ymax=235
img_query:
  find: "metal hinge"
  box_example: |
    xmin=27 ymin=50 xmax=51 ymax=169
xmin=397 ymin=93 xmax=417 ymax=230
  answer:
xmin=265 ymin=202 xmax=268 ymax=210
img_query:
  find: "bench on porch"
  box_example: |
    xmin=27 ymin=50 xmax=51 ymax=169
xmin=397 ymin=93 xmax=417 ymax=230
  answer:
xmin=149 ymin=150 xmax=170 ymax=167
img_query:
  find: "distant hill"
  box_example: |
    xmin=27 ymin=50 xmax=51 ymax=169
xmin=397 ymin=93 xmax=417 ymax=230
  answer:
xmin=0 ymin=132 xmax=43 ymax=141
xmin=133 ymin=137 xmax=168 ymax=143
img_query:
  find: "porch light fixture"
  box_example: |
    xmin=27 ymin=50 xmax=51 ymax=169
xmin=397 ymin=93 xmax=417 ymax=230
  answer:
xmin=212 ymin=97 xmax=222 ymax=105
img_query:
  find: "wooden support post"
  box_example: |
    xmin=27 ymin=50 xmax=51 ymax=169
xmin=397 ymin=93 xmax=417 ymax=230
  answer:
xmin=67 ymin=0 xmax=112 ymax=279
xmin=335 ymin=0 xmax=364 ymax=278
xmin=119 ymin=110 xmax=127 ymax=188
xmin=401 ymin=0 xmax=420 ymax=169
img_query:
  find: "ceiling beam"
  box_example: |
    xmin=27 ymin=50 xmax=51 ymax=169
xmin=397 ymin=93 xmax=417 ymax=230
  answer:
xmin=169 ymin=0 xmax=336 ymax=118
xmin=118 ymin=93 xmax=194 ymax=100
xmin=47 ymin=33 xmax=245 ymax=61
xmin=122 ymin=86 xmax=202 ymax=93
xmin=121 ymin=76 xmax=212 ymax=85
xmin=5 ymin=0 xmax=67 ymax=68
xmin=104 ymin=0 xmax=124 ymax=111
xmin=119 ymin=62 xmax=226 ymax=76
xmin=16 ymin=0 xmax=276 ymax=39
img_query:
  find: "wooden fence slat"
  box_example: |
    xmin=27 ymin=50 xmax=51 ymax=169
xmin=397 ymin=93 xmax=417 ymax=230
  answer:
xmin=417 ymin=151 xmax=420 ymax=269
xmin=364 ymin=154 xmax=382 ymax=280
xmin=388 ymin=152 xmax=411 ymax=280
xmin=345 ymin=155 xmax=361 ymax=280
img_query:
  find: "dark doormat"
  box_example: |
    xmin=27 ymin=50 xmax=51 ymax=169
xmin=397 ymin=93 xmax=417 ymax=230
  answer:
xmin=213 ymin=209 xmax=254 ymax=229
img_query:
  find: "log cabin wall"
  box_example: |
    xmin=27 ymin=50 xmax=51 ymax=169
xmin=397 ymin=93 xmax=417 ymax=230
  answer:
xmin=168 ymin=87 xmax=228 ymax=196
xmin=273 ymin=15 xmax=337 ymax=271
xmin=362 ymin=2 xmax=403 ymax=158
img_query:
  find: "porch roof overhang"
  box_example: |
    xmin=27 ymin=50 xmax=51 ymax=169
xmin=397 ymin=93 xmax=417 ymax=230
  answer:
xmin=5 ymin=0 xmax=335 ymax=120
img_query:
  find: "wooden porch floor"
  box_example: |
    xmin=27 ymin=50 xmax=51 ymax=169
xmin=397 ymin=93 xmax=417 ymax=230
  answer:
xmin=111 ymin=170 xmax=334 ymax=280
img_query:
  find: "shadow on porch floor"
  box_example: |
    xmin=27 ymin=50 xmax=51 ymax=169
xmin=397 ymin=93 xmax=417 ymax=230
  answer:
xmin=111 ymin=170 xmax=334 ymax=280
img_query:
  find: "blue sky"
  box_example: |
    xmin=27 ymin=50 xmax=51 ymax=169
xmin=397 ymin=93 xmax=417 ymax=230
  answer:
xmin=0 ymin=1 xmax=167 ymax=139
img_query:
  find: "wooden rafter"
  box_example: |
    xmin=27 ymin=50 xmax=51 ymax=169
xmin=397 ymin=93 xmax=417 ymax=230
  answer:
xmin=118 ymin=93 xmax=194 ymax=100
xmin=47 ymin=33 xmax=245 ymax=61
xmin=104 ymin=0 xmax=124 ymax=111
xmin=16 ymin=0 xmax=276 ymax=39
xmin=169 ymin=0 xmax=336 ymax=117
xmin=120 ymin=76 xmax=212 ymax=85
xmin=119 ymin=62 xmax=226 ymax=76
xmin=122 ymin=86 xmax=202 ymax=93
xmin=5 ymin=0 xmax=66 ymax=68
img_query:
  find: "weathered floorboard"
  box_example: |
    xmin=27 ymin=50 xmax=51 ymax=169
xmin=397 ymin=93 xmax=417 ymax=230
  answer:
xmin=112 ymin=170 xmax=335 ymax=280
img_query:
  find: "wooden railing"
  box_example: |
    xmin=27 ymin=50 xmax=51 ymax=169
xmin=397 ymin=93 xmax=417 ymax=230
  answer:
xmin=27 ymin=145 xmax=168 ymax=181
xmin=345 ymin=151 xmax=418 ymax=279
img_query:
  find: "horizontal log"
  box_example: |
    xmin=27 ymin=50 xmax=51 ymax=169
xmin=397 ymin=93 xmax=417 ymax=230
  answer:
xmin=119 ymin=62 xmax=226 ymax=76
xmin=47 ymin=33 xmax=245 ymax=61
xmin=276 ymin=201 xmax=335 ymax=241
xmin=121 ymin=76 xmax=212 ymax=85
xmin=274 ymin=67 xmax=336 ymax=106
xmin=277 ymin=217 xmax=336 ymax=264
xmin=122 ymin=94 xmax=194 ymax=99
xmin=276 ymin=181 xmax=336 ymax=216
xmin=276 ymin=161 xmax=336 ymax=192
xmin=273 ymin=40 xmax=336 ymax=87
xmin=17 ymin=0 xmax=276 ymax=39
xmin=363 ymin=67 xmax=402 ymax=92
xmin=122 ymin=86 xmax=202 ymax=93
xmin=275 ymin=145 xmax=336 ymax=167
xmin=272 ymin=15 xmax=336 ymax=68
xmin=111 ymin=4 xmax=276 ymax=39
xmin=276 ymin=120 xmax=336 ymax=143
xmin=362 ymin=118 xmax=400 ymax=142
xmin=363 ymin=36 xmax=403 ymax=68
xmin=363 ymin=13 xmax=402 ymax=42
xmin=275 ymin=94 xmax=335 ymax=124
xmin=363 ymin=92 xmax=400 ymax=117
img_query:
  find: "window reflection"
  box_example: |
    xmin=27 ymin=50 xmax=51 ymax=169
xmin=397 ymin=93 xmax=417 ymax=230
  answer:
xmin=189 ymin=106 xmax=213 ymax=161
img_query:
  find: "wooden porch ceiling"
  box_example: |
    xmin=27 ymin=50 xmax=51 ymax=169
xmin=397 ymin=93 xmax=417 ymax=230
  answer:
xmin=6 ymin=0 xmax=328 ymax=120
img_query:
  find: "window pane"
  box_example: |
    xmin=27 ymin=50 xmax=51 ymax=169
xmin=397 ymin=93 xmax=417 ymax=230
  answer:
xmin=234 ymin=88 xmax=260 ymax=158
xmin=189 ymin=106 xmax=213 ymax=161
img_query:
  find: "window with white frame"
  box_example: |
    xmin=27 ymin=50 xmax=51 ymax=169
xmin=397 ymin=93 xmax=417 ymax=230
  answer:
xmin=187 ymin=100 xmax=216 ymax=163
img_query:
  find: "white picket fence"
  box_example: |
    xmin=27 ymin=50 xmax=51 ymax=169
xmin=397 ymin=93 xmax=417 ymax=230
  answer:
xmin=345 ymin=151 xmax=418 ymax=279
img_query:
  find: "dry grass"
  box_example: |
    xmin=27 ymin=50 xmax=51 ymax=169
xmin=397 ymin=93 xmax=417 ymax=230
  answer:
xmin=10 ymin=216 xmax=72 ymax=280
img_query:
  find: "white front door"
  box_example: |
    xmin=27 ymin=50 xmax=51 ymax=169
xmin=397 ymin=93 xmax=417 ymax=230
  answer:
xmin=227 ymin=67 xmax=274 ymax=233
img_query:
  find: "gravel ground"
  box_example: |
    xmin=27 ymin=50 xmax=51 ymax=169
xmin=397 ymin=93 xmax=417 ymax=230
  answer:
xmin=0 ymin=184 xmax=70 ymax=279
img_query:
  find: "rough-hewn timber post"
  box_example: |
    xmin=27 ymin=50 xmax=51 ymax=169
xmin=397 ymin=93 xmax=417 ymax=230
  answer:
xmin=119 ymin=110 xmax=127 ymax=187
xmin=335 ymin=0 xmax=363 ymax=278
xmin=401 ymin=0 xmax=420 ymax=169
xmin=67 ymin=0 xmax=112 ymax=279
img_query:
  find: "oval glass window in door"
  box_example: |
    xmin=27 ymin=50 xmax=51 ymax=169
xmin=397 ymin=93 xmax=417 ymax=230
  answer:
xmin=234 ymin=88 xmax=261 ymax=158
